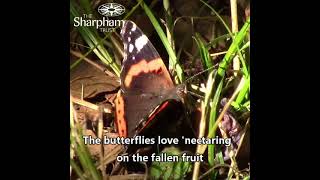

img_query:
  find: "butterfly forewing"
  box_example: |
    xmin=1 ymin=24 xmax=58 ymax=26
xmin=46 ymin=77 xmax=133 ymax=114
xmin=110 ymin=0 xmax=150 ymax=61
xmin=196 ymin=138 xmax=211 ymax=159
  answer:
xmin=115 ymin=21 xmax=180 ymax=138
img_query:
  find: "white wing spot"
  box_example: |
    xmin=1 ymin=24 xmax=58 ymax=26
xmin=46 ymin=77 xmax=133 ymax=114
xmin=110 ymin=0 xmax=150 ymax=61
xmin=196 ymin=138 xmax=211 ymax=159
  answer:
xmin=132 ymin=56 xmax=135 ymax=60
xmin=128 ymin=37 xmax=131 ymax=42
xmin=135 ymin=35 xmax=148 ymax=52
xmin=131 ymin=24 xmax=136 ymax=31
xmin=129 ymin=44 xmax=134 ymax=53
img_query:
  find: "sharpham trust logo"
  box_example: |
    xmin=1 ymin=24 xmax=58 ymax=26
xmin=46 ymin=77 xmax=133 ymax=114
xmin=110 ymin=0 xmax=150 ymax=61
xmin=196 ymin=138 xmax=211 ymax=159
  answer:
xmin=73 ymin=3 xmax=125 ymax=32
xmin=98 ymin=3 xmax=125 ymax=17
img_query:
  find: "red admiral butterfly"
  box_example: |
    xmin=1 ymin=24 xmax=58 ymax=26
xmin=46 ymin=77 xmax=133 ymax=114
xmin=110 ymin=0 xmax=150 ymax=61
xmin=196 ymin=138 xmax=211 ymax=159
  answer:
xmin=115 ymin=21 xmax=185 ymax=138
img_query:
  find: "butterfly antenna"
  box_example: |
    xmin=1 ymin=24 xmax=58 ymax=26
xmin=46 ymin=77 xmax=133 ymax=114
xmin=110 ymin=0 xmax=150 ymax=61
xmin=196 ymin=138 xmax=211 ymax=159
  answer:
xmin=184 ymin=64 xmax=219 ymax=83
xmin=186 ymin=90 xmax=204 ymax=99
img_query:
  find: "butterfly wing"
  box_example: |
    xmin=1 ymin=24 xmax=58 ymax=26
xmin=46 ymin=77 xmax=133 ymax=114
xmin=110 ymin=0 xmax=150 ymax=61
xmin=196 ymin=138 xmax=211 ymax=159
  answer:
xmin=120 ymin=21 xmax=175 ymax=92
xmin=115 ymin=21 xmax=177 ymax=137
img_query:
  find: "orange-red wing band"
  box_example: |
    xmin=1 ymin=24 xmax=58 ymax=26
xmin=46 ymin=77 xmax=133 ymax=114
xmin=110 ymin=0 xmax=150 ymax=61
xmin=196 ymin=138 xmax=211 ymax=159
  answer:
xmin=138 ymin=101 xmax=170 ymax=134
xmin=124 ymin=58 xmax=174 ymax=89
xmin=115 ymin=91 xmax=127 ymax=137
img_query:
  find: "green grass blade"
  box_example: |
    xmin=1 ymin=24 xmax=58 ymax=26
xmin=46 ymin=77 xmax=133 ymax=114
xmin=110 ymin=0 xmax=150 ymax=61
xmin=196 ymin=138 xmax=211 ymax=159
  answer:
xmin=237 ymin=48 xmax=249 ymax=77
xmin=79 ymin=0 xmax=92 ymax=14
xmin=201 ymin=0 xmax=250 ymax=78
xmin=70 ymin=0 xmax=121 ymax=76
xmin=71 ymin=128 xmax=102 ymax=180
xmin=71 ymin=1 xmax=140 ymax=71
xmin=206 ymin=33 xmax=232 ymax=49
xmin=139 ymin=0 xmax=185 ymax=83
xmin=70 ymin=159 xmax=87 ymax=180
xmin=70 ymin=33 xmax=110 ymax=70
xmin=163 ymin=0 xmax=174 ymax=49
xmin=200 ymin=0 xmax=233 ymax=37
xmin=207 ymin=76 xmax=224 ymax=179
xmin=217 ymin=18 xmax=250 ymax=77
xmin=194 ymin=33 xmax=213 ymax=70
xmin=234 ymin=75 xmax=250 ymax=109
